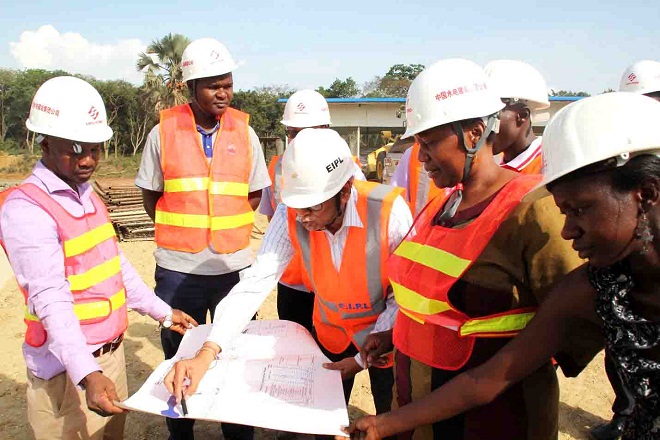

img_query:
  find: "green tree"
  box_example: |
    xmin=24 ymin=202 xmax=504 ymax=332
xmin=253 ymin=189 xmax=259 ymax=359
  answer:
xmin=3 ymin=69 xmax=68 ymax=151
xmin=232 ymin=85 xmax=295 ymax=137
xmin=363 ymin=63 xmax=425 ymax=98
xmin=550 ymin=89 xmax=591 ymax=97
xmin=316 ymin=77 xmax=360 ymax=98
xmin=136 ymin=33 xmax=191 ymax=111
xmin=0 ymin=69 xmax=17 ymax=142
xmin=90 ymin=79 xmax=142 ymax=157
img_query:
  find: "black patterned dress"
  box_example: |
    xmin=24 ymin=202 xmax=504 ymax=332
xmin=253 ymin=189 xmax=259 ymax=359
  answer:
xmin=589 ymin=262 xmax=660 ymax=439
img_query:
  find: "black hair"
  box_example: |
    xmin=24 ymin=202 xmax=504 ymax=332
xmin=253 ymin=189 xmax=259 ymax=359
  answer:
xmin=610 ymin=154 xmax=660 ymax=192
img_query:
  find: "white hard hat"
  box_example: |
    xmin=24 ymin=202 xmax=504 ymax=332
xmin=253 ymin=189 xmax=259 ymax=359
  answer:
xmin=181 ymin=38 xmax=238 ymax=83
xmin=403 ymin=58 xmax=504 ymax=138
xmin=619 ymin=60 xmax=660 ymax=95
xmin=280 ymin=128 xmax=354 ymax=208
xmin=526 ymin=92 xmax=660 ymax=201
xmin=25 ymin=76 xmax=113 ymax=143
xmin=484 ymin=59 xmax=550 ymax=110
xmin=281 ymin=89 xmax=331 ymax=128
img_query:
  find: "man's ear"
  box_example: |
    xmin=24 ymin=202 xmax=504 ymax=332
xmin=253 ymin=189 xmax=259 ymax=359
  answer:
xmin=467 ymin=120 xmax=486 ymax=147
xmin=517 ymin=108 xmax=531 ymax=126
xmin=339 ymin=177 xmax=354 ymax=203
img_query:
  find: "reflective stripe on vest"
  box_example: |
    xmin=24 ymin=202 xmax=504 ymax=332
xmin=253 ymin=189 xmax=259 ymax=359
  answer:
xmin=0 ymin=183 xmax=128 ymax=348
xmin=291 ymin=181 xmax=401 ymax=355
xmin=155 ymin=105 xmax=254 ymax=254
xmin=163 ymin=177 xmax=249 ymax=196
xmin=389 ymin=175 xmax=542 ymax=370
xmin=408 ymin=142 xmax=446 ymax=216
xmin=25 ymin=288 xmax=127 ymax=322
xmin=459 ymin=310 xmax=536 ymax=337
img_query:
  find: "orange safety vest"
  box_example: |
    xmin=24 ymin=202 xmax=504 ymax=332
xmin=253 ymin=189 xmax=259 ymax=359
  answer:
xmin=408 ymin=142 xmax=447 ymax=216
xmin=518 ymin=152 xmax=543 ymax=175
xmin=389 ymin=175 xmax=541 ymax=370
xmin=288 ymin=180 xmax=403 ymax=355
xmin=0 ymin=184 xmax=128 ymax=348
xmin=155 ymin=105 xmax=254 ymax=254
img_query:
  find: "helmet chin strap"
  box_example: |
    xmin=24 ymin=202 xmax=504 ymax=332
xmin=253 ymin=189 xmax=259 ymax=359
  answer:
xmin=439 ymin=114 xmax=500 ymax=221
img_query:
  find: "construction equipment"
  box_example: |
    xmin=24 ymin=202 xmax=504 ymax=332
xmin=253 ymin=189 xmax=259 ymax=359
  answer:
xmin=365 ymin=131 xmax=400 ymax=182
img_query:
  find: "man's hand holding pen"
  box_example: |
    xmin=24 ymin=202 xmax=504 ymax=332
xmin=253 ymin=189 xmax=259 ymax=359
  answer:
xmin=164 ymin=342 xmax=221 ymax=405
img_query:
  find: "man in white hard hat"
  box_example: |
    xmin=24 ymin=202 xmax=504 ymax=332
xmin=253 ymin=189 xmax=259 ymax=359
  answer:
xmin=485 ymin=60 xmax=551 ymax=175
xmin=0 ymin=76 xmax=196 ymax=440
xmin=135 ymin=37 xmax=270 ymax=440
xmin=163 ymin=128 xmax=413 ymax=424
xmin=620 ymin=60 xmax=660 ymax=102
xmin=260 ymin=89 xmax=365 ymax=335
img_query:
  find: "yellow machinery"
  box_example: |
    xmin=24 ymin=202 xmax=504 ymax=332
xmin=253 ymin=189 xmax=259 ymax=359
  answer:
xmin=364 ymin=131 xmax=399 ymax=182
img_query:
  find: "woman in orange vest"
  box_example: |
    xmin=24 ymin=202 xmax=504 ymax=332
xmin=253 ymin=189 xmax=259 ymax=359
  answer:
xmin=350 ymin=59 xmax=589 ymax=440
xmin=349 ymin=93 xmax=660 ymax=440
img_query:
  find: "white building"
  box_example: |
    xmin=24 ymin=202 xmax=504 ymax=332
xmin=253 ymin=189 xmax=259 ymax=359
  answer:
xmin=278 ymin=96 xmax=583 ymax=160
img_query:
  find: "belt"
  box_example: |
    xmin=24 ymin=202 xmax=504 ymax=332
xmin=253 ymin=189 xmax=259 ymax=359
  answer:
xmin=92 ymin=333 xmax=124 ymax=358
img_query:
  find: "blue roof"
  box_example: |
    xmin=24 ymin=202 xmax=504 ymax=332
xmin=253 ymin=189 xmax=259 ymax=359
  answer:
xmin=277 ymin=96 xmax=583 ymax=103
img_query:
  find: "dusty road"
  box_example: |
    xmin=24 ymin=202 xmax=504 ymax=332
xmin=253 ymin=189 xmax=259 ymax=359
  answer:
xmin=0 ymin=213 xmax=614 ymax=439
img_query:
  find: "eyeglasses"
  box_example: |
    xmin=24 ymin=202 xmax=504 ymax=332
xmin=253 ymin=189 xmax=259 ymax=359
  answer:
xmin=295 ymin=202 xmax=324 ymax=213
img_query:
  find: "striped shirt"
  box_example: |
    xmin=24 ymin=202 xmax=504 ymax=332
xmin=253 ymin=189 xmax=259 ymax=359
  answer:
xmin=208 ymin=186 xmax=413 ymax=366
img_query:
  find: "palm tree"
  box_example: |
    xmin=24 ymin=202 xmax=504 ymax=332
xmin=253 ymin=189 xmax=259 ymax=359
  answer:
xmin=136 ymin=33 xmax=191 ymax=111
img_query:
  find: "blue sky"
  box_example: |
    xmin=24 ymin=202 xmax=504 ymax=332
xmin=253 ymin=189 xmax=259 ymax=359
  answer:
xmin=1 ymin=0 xmax=657 ymax=95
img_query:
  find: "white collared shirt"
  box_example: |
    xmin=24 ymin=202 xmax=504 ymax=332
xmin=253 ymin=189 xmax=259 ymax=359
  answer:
xmin=500 ymin=137 xmax=543 ymax=172
xmin=207 ymin=186 xmax=413 ymax=365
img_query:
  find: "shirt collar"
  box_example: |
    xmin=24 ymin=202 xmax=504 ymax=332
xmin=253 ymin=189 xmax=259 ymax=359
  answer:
xmin=336 ymin=186 xmax=363 ymax=230
xmin=196 ymin=122 xmax=220 ymax=136
xmin=31 ymin=160 xmax=94 ymax=200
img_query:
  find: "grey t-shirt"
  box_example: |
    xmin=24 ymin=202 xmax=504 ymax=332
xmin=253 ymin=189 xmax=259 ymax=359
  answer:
xmin=135 ymin=121 xmax=271 ymax=275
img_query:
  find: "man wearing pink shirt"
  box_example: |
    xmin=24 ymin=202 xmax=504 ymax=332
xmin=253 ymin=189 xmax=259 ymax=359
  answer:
xmin=0 ymin=76 xmax=196 ymax=440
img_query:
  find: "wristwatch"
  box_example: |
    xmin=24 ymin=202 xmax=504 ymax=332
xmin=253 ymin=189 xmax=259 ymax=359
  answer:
xmin=160 ymin=314 xmax=173 ymax=329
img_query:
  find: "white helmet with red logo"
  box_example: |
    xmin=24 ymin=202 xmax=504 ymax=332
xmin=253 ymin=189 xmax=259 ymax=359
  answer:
xmin=484 ymin=59 xmax=550 ymax=110
xmin=281 ymin=89 xmax=331 ymax=128
xmin=526 ymin=92 xmax=660 ymax=200
xmin=403 ymin=58 xmax=504 ymax=138
xmin=281 ymin=128 xmax=354 ymax=208
xmin=26 ymin=76 xmax=113 ymax=143
xmin=619 ymin=60 xmax=660 ymax=95
xmin=181 ymin=38 xmax=238 ymax=83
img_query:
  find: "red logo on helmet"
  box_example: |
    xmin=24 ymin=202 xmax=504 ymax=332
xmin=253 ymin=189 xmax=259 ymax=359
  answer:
xmin=88 ymin=106 xmax=99 ymax=120
xmin=297 ymin=102 xmax=306 ymax=112
xmin=182 ymin=60 xmax=193 ymax=67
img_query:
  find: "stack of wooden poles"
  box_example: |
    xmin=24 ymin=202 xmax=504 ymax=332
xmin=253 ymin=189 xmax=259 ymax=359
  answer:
xmin=93 ymin=180 xmax=154 ymax=242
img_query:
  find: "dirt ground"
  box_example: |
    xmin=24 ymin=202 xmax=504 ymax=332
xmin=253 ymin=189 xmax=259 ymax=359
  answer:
xmin=0 ymin=211 xmax=615 ymax=439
